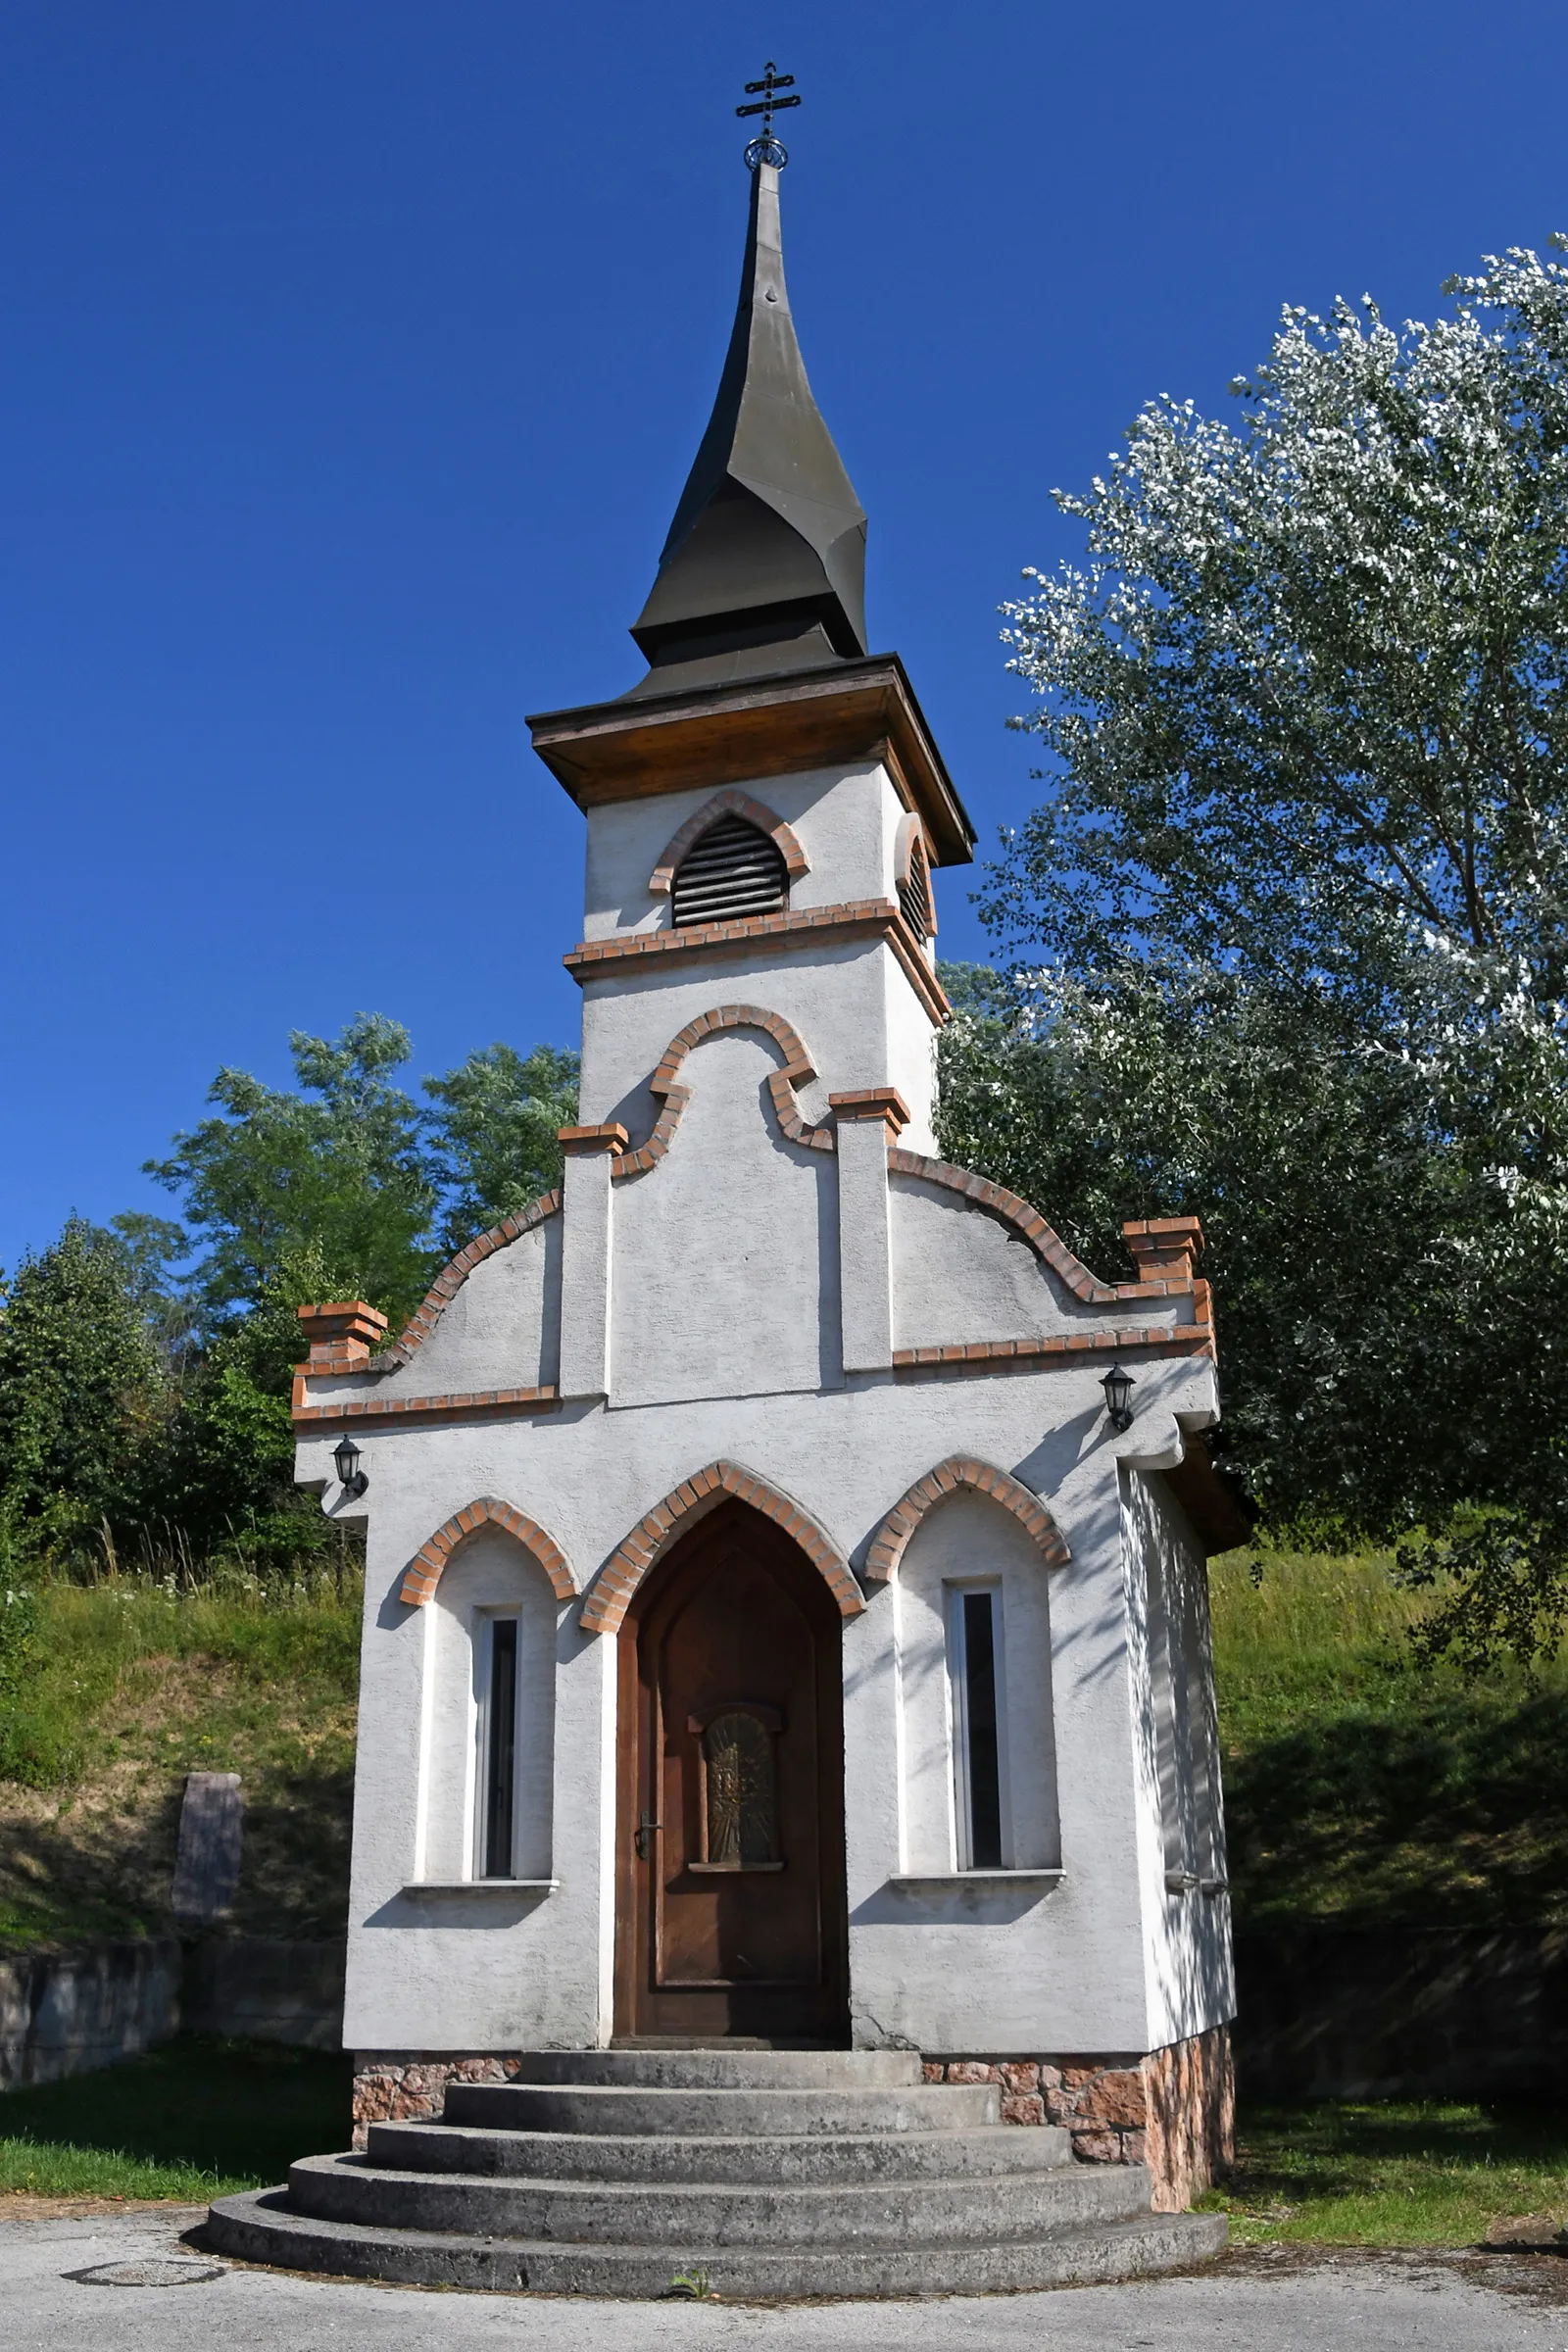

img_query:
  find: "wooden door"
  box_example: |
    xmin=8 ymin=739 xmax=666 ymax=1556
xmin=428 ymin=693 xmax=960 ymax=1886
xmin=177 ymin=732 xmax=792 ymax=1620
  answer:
xmin=614 ymin=1499 xmax=848 ymax=2042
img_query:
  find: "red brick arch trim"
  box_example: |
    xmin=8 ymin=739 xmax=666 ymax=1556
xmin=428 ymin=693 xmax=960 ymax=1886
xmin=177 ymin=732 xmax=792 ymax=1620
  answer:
xmin=400 ymin=1497 xmax=576 ymax=1607
xmin=614 ymin=1004 xmax=834 ymax=1178
xmin=580 ymin=1462 xmax=863 ymax=1634
xmin=648 ymin=789 xmax=809 ymax=898
xmin=368 ymin=1191 xmax=562 ymax=1371
xmin=864 ymin=1458 xmax=1071 ymax=1585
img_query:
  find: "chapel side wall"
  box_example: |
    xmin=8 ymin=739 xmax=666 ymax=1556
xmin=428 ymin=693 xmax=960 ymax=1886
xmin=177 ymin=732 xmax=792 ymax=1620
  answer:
xmin=1121 ymin=1468 xmax=1236 ymax=2046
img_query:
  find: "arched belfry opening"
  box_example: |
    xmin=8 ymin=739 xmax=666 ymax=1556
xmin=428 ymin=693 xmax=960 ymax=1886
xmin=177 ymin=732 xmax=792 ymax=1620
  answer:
xmin=612 ymin=1496 xmax=850 ymax=2043
xmin=671 ymin=811 xmax=790 ymax=927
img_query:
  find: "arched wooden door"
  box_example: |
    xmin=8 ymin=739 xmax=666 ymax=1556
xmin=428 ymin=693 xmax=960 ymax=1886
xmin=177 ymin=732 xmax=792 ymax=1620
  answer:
xmin=613 ymin=1497 xmax=849 ymax=2042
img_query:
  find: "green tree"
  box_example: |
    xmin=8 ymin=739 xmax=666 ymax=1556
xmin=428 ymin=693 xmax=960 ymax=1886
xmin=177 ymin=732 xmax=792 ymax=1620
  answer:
xmin=0 ymin=1219 xmax=170 ymax=1572
xmin=963 ymin=239 xmax=1568 ymax=1665
xmin=146 ymin=1013 xmax=437 ymax=1333
xmin=423 ymin=1043 xmax=578 ymax=1256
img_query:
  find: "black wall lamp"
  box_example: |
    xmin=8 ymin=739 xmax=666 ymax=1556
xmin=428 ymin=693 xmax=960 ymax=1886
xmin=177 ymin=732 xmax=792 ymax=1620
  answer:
xmin=333 ymin=1434 xmax=368 ymax=1498
xmin=1100 ymin=1362 xmax=1136 ymax=1432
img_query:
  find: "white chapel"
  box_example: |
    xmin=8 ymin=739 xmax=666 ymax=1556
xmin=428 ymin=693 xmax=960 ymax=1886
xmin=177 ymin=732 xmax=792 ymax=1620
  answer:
xmin=208 ymin=109 xmax=1242 ymax=2298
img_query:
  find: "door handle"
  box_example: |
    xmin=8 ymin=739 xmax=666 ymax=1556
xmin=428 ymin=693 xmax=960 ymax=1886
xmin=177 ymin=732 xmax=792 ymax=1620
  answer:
xmin=635 ymin=1813 xmax=662 ymax=1861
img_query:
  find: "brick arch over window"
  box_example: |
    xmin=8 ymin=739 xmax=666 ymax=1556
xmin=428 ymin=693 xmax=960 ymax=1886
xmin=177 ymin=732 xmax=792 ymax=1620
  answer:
xmin=864 ymin=1458 xmax=1071 ymax=1585
xmin=648 ymin=789 xmax=808 ymax=899
xmin=399 ymin=1498 xmax=577 ymax=1607
xmin=615 ymin=1004 xmax=834 ymax=1176
xmin=580 ymin=1462 xmax=863 ymax=1634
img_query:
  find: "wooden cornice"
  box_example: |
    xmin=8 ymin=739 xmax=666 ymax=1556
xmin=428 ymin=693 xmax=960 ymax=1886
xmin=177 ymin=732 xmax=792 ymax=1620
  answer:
xmin=527 ymin=655 xmax=975 ymax=869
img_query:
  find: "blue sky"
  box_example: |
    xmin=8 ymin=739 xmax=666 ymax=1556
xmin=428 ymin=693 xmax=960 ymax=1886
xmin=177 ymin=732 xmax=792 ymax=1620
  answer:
xmin=4 ymin=0 xmax=1565 ymax=1267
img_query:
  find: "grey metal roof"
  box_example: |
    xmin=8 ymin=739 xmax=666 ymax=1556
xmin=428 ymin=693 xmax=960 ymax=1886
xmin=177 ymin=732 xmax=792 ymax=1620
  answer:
xmin=627 ymin=159 xmax=868 ymax=697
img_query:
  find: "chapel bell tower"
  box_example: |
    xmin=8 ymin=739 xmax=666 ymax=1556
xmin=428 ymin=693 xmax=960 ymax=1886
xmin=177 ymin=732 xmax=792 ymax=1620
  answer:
xmin=526 ymin=103 xmax=975 ymax=1192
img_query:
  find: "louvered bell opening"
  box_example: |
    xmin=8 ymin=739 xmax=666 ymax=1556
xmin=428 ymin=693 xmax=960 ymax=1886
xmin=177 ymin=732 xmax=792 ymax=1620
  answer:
xmin=671 ymin=814 xmax=789 ymax=928
xmin=899 ymin=841 xmax=933 ymax=938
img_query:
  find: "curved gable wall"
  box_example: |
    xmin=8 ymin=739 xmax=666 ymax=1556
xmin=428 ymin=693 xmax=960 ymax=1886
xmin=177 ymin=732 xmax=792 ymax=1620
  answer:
xmin=380 ymin=1214 xmax=562 ymax=1400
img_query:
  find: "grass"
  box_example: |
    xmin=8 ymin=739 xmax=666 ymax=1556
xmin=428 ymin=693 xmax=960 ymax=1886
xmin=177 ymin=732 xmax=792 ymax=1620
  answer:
xmin=0 ymin=1572 xmax=360 ymax=1952
xmin=1199 ymin=2098 xmax=1568 ymax=2245
xmin=0 ymin=2035 xmax=353 ymax=2199
xmin=1208 ymin=1543 xmax=1568 ymax=1925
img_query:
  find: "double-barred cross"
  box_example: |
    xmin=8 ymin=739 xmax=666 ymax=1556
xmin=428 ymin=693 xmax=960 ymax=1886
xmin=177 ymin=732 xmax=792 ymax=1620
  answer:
xmin=735 ymin=61 xmax=801 ymax=142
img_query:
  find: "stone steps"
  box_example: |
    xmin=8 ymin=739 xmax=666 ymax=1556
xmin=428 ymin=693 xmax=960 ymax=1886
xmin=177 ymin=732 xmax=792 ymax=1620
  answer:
xmin=442 ymin=2082 xmax=1001 ymax=2136
xmin=202 ymin=2045 xmax=1227 ymax=2299
xmin=512 ymin=2049 xmax=925 ymax=2087
xmin=367 ymin=2118 xmax=1073 ymax=2182
xmin=206 ymin=2187 xmax=1227 ymax=2299
xmin=284 ymin=2146 xmax=1147 ymax=2244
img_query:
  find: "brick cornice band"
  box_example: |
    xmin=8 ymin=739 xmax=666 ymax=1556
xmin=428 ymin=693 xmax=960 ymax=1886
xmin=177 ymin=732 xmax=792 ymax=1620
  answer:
xmin=294 ymin=1383 xmax=560 ymax=1429
xmin=892 ymin=1326 xmax=1213 ymax=1375
xmin=559 ymin=1123 xmax=628 ymax=1155
xmin=830 ymin=1086 xmax=910 ymax=1135
xmin=865 ymin=1457 xmax=1070 ymax=1584
xmin=580 ymin=1462 xmax=863 ymax=1634
xmin=399 ymin=1497 xmax=576 ymax=1607
xmin=564 ymin=901 xmax=952 ymax=1029
xmin=647 ymin=788 xmax=809 ymax=896
xmin=615 ymin=1004 xmax=835 ymax=1178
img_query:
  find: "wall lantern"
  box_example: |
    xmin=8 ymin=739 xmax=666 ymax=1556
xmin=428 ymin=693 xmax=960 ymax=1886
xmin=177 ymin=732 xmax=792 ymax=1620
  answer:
xmin=1100 ymin=1362 xmax=1136 ymax=1432
xmin=332 ymin=1434 xmax=368 ymax=1498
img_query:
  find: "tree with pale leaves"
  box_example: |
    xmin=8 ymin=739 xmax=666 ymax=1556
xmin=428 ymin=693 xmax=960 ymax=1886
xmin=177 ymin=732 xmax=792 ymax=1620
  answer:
xmin=947 ymin=241 xmax=1568 ymax=1665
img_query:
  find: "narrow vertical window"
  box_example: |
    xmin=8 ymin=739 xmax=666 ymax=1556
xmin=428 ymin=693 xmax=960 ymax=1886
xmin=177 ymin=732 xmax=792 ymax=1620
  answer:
xmin=950 ymin=1588 xmax=1005 ymax=1869
xmin=483 ymin=1618 xmax=517 ymax=1878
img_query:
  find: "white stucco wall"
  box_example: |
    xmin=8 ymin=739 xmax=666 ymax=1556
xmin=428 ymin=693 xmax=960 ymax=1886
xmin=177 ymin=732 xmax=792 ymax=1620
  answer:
xmin=581 ymin=760 xmax=906 ymax=942
xmin=577 ymin=942 xmax=940 ymax=1160
xmin=383 ymin=1217 xmax=560 ymax=1399
xmin=891 ymin=1173 xmax=1171 ymax=1348
xmin=610 ymin=1030 xmax=841 ymax=1405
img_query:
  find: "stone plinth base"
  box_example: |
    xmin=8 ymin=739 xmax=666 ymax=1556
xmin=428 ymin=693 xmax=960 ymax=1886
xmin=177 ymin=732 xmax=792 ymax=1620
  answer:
xmin=351 ymin=2053 xmax=526 ymax=2147
xmin=921 ymin=2024 xmax=1234 ymax=2211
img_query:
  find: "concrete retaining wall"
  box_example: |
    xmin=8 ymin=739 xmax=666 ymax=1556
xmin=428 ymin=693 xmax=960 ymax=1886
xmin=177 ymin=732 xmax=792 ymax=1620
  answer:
xmin=1234 ymin=1924 xmax=1568 ymax=2099
xmin=0 ymin=1936 xmax=346 ymax=2090
xmin=0 ymin=1938 xmax=181 ymax=2090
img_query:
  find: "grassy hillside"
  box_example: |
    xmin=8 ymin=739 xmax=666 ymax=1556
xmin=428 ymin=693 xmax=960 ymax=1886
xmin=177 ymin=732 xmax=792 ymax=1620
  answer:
xmin=0 ymin=1574 xmax=358 ymax=1953
xmin=1210 ymin=1543 xmax=1568 ymax=1926
xmin=1 ymin=1541 xmax=1564 ymax=1954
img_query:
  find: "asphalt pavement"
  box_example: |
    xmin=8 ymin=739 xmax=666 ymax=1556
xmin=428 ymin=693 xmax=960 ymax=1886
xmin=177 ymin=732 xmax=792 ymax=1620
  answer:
xmin=2 ymin=2202 xmax=1565 ymax=2350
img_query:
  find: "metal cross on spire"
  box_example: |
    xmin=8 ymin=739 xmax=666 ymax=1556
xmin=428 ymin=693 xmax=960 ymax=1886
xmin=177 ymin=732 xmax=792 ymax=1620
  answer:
xmin=736 ymin=61 xmax=800 ymax=171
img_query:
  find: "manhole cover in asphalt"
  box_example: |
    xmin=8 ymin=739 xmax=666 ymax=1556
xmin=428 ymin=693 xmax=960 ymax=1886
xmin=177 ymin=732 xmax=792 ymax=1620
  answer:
xmin=67 ymin=2259 xmax=227 ymax=2287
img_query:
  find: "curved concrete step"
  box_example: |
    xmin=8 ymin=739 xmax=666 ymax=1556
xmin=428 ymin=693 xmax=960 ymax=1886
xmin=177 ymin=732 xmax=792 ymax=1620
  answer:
xmin=508 ymin=2050 xmax=923 ymax=2089
xmin=367 ymin=2119 xmax=1073 ymax=2183
xmin=207 ymin=2187 xmax=1227 ymax=2298
xmin=442 ymin=2082 xmax=998 ymax=2136
xmin=285 ymin=2150 xmax=1152 ymax=2246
